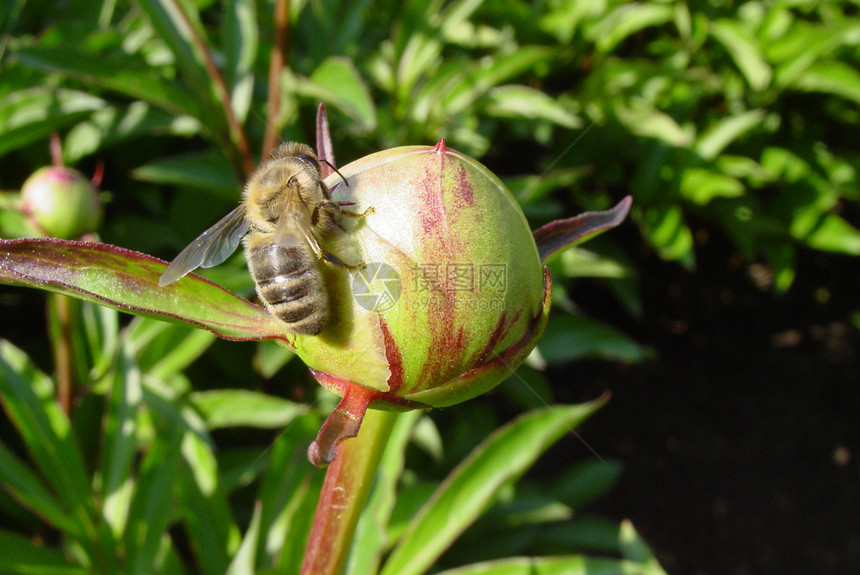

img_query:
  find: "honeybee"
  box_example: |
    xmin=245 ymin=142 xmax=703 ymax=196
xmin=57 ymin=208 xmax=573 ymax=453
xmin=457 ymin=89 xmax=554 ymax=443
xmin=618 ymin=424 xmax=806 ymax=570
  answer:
xmin=158 ymin=142 xmax=372 ymax=335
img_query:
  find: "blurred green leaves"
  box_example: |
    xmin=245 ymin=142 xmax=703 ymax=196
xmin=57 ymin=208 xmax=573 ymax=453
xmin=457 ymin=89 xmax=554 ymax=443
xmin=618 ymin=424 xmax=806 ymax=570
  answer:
xmin=5 ymin=0 xmax=858 ymax=291
xmin=0 ymin=331 xmax=320 ymax=575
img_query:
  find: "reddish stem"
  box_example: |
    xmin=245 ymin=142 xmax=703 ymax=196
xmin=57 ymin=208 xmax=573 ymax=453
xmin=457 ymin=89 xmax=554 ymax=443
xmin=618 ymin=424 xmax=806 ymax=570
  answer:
xmin=263 ymin=0 xmax=290 ymax=159
xmin=301 ymin=405 xmax=397 ymax=575
xmin=49 ymin=133 xmax=63 ymax=167
xmin=48 ymin=294 xmax=74 ymax=415
xmin=170 ymin=0 xmax=253 ymax=176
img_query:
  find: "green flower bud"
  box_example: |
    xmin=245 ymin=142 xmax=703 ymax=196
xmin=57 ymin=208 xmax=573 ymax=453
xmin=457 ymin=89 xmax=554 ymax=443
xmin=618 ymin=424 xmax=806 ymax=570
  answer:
xmin=21 ymin=167 xmax=102 ymax=239
xmin=299 ymin=142 xmax=551 ymax=465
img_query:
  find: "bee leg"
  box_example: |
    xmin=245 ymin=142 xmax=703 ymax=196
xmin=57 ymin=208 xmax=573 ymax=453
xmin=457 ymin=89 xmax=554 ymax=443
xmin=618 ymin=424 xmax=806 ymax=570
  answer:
xmin=321 ymin=250 xmax=365 ymax=270
xmin=300 ymin=223 xmax=366 ymax=270
xmin=315 ymin=199 xmax=374 ymax=219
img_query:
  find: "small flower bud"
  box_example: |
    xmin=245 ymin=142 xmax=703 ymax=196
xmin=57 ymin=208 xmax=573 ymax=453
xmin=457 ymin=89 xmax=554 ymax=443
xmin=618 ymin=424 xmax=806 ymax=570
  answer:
xmin=21 ymin=167 xmax=102 ymax=239
xmin=300 ymin=141 xmax=551 ymax=465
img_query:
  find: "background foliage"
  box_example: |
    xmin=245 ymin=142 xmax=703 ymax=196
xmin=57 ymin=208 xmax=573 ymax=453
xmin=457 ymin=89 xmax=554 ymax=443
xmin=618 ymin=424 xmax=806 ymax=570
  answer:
xmin=1 ymin=0 xmax=858 ymax=573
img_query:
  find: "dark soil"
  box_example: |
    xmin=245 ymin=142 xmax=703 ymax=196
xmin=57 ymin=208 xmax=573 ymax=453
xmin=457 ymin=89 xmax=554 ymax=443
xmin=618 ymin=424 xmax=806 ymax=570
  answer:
xmin=567 ymin=235 xmax=860 ymax=575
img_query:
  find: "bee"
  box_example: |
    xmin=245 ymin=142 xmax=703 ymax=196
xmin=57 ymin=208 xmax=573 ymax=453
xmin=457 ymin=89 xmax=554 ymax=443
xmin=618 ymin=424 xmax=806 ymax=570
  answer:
xmin=158 ymin=142 xmax=372 ymax=335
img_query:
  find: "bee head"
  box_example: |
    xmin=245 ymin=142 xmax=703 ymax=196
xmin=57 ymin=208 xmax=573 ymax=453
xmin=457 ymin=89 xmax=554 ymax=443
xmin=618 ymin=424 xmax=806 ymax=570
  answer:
xmin=245 ymin=149 xmax=326 ymax=227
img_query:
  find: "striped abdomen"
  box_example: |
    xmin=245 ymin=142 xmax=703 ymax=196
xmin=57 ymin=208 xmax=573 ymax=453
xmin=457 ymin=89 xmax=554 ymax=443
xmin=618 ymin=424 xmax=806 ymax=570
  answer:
xmin=246 ymin=238 xmax=328 ymax=335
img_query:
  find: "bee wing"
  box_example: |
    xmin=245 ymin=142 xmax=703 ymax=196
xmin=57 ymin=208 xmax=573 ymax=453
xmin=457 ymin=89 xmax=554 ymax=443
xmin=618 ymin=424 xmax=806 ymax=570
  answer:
xmin=273 ymin=208 xmax=306 ymax=248
xmin=274 ymin=206 xmax=360 ymax=268
xmin=158 ymin=205 xmax=249 ymax=286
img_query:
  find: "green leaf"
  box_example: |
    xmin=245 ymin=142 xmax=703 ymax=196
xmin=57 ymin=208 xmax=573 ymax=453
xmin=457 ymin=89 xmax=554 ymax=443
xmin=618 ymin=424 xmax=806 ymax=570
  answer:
xmin=347 ymin=411 xmax=422 ymax=575
xmin=386 ymin=482 xmax=439 ymax=543
xmin=225 ymin=501 xmax=261 ymax=575
xmin=132 ymin=150 xmax=241 ymax=199
xmin=0 ymin=438 xmax=81 ymax=537
xmin=396 ymin=32 xmax=443 ymax=103
xmin=100 ymin=340 xmax=142 ymax=538
xmin=0 ymin=87 xmax=105 ymax=156
xmin=0 ymin=205 xmax=41 ymax=239
xmin=771 ymin=22 xmax=860 ymax=88
xmin=437 ymin=0 xmax=487 ymax=40
xmin=0 ymin=238 xmax=287 ymax=342
xmin=641 ymin=204 xmax=695 ymax=268
xmin=443 ymin=47 xmax=556 ymax=115
xmin=619 ymin=520 xmax=664 ymax=571
xmin=0 ymin=340 xmax=95 ymax=543
xmin=433 ymin=555 xmax=660 ymax=575
xmin=484 ymin=85 xmax=582 ymax=129
xmin=142 ymin=375 xmax=239 ymax=575
xmin=555 ymin=248 xmax=633 ymax=280
xmin=589 ymin=3 xmax=674 ymax=53
xmin=188 ymin=390 xmax=307 ymax=429
xmin=794 ymin=60 xmax=860 ymax=105
xmin=380 ymin=400 xmax=608 ymax=575
xmin=256 ymin=416 xmax=322 ymax=572
xmin=694 ymin=110 xmax=765 ymax=161
xmin=134 ymin=0 xmax=216 ymax=111
xmin=15 ymin=46 xmax=199 ymax=118
xmin=80 ymin=301 xmax=120 ymax=381
xmin=0 ymin=529 xmax=89 ymax=575
xmin=253 ymin=340 xmax=296 ymax=378
xmin=679 ymin=168 xmax=745 ymax=205
xmin=130 ymin=320 xmax=216 ymax=380
xmin=798 ymin=213 xmax=860 ymax=255
xmin=411 ymin=413 xmax=444 ymax=462
xmin=64 ymin=102 xmax=201 ymax=164
xmin=124 ymin=427 xmax=182 ymax=575
xmin=176 ymin=430 xmax=240 ymax=575
xmin=534 ymin=516 xmax=624 ymax=555
xmin=614 ymin=98 xmax=692 ymax=147
xmin=393 ymin=0 xmax=487 ymax=102
xmin=540 ymin=0 xmax=601 ymax=44
xmin=222 ymin=0 xmax=258 ymax=123
xmin=309 ymin=57 xmax=377 ymax=131
xmin=539 ymin=315 xmax=651 ymax=365
xmin=550 ymin=459 xmax=623 ymax=509
xmin=710 ymin=20 xmax=772 ymax=91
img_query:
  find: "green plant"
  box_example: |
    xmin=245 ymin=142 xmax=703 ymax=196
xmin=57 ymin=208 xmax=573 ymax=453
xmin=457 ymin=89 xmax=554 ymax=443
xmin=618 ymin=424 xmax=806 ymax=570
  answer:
xmin=8 ymin=0 xmax=855 ymax=572
xmin=0 ymin=2 xmax=661 ymax=573
xmin=0 ymin=127 xmax=642 ymax=574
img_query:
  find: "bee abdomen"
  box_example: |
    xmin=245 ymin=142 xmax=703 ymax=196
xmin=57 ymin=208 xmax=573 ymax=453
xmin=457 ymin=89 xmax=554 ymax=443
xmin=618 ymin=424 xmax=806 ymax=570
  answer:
xmin=247 ymin=243 xmax=328 ymax=335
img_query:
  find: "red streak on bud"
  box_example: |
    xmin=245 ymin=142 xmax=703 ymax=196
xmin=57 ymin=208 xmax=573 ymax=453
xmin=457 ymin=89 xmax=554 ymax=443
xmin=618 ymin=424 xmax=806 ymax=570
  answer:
xmin=475 ymin=309 xmax=516 ymax=366
xmin=456 ymin=161 xmax=475 ymax=205
xmin=417 ymin=160 xmax=449 ymax=239
xmin=457 ymin=267 xmax=552 ymax=380
xmin=380 ymin=318 xmax=404 ymax=393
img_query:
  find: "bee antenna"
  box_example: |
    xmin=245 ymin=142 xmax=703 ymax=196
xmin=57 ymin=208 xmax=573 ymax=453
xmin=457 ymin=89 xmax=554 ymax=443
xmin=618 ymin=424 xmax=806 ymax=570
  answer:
xmin=320 ymin=159 xmax=350 ymax=187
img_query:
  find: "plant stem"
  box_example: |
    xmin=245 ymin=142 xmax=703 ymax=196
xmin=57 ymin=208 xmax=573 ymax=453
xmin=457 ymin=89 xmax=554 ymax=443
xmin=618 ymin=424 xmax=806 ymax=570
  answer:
xmin=263 ymin=0 xmax=290 ymax=159
xmin=300 ymin=409 xmax=398 ymax=575
xmin=169 ymin=0 xmax=254 ymax=176
xmin=48 ymin=293 xmax=75 ymax=414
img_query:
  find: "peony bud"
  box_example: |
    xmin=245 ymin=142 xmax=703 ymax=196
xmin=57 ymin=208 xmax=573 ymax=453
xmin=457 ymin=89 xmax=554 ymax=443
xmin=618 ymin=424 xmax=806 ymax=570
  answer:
xmin=299 ymin=141 xmax=551 ymax=465
xmin=21 ymin=167 xmax=102 ymax=239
